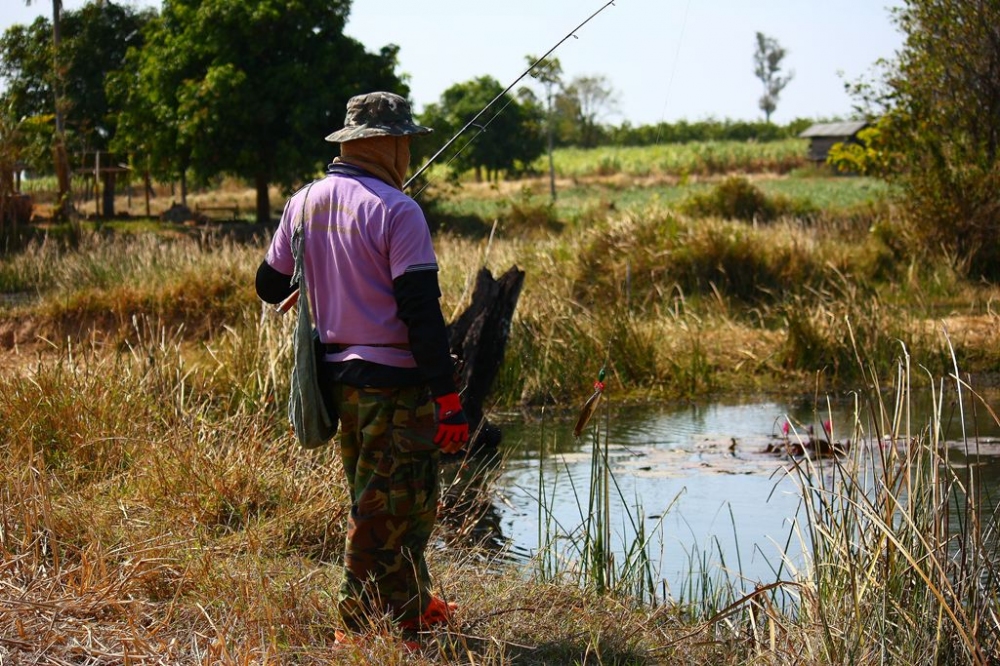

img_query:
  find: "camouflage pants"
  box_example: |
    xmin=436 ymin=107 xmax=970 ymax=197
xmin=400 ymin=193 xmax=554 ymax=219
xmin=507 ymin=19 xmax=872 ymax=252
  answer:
xmin=331 ymin=383 xmax=440 ymax=630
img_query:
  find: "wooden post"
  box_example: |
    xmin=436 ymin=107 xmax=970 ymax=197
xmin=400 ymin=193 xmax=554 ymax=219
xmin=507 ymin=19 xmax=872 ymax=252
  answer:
xmin=94 ymin=150 xmax=101 ymax=218
xmin=144 ymin=169 xmax=151 ymax=218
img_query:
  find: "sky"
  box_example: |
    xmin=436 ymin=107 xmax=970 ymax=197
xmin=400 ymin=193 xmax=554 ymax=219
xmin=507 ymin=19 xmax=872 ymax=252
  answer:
xmin=2 ymin=0 xmax=905 ymax=126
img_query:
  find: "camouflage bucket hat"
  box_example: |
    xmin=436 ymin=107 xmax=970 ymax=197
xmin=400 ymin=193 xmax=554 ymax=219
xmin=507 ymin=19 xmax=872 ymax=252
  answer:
xmin=325 ymin=92 xmax=432 ymax=143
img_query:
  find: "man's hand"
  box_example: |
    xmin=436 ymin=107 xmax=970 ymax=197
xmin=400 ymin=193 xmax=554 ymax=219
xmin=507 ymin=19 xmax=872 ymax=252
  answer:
xmin=433 ymin=393 xmax=469 ymax=454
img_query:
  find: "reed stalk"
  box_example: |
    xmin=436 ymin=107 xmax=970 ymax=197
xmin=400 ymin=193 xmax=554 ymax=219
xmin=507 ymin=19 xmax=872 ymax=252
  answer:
xmin=531 ymin=368 xmax=665 ymax=607
xmin=774 ymin=337 xmax=1000 ymax=664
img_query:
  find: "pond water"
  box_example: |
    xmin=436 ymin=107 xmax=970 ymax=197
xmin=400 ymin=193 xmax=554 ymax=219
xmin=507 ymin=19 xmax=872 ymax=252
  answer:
xmin=467 ymin=387 xmax=1000 ymax=602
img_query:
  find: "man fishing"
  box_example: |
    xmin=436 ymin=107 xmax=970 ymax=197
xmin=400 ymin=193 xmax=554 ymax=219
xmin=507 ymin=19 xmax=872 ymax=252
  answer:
xmin=255 ymin=91 xmax=469 ymax=641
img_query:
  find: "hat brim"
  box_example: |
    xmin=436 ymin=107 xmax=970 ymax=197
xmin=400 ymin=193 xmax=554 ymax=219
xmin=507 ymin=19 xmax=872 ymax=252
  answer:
xmin=325 ymin=122 xmax=433 ymax=143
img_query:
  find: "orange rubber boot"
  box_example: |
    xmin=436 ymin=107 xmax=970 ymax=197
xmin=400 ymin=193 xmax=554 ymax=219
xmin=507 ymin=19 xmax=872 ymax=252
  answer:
xmin=398 ymin=596 xmax=458 ymax=631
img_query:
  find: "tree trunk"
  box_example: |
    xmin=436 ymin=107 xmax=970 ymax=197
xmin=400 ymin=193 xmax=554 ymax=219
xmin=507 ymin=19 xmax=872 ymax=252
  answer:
xmin=52 ymin=139 xmax=72 ymax=221
xmin=51 ymin=0 xmax=73 ymax=222
xmin=547 ymin=90 xmax=556 ymax=202
xmin=255 ymin=172 xmax=270 ymax=223
xmin=446 ymin=265 xmax=525 ymax=453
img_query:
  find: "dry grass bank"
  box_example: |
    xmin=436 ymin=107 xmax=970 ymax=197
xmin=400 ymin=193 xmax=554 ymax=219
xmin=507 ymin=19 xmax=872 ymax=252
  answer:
xmin=0 ymin=317 xmax=763 ymax=665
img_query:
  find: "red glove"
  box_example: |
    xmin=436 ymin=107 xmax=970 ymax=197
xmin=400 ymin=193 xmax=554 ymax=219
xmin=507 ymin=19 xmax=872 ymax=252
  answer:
xmin=433 ymin=392 xmax=469 ymax=454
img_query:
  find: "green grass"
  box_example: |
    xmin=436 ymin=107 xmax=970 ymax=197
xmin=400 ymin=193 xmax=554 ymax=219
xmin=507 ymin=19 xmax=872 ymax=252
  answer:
xmin=539 ymin=139 xmax=809 ymax=178
xmin=760 ymin=173 xmax=894 ymax=208
xmin=430 ymin=172 xmax=891 ymax=235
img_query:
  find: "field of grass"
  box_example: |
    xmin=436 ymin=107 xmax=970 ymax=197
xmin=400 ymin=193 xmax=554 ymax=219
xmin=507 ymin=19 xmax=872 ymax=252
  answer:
xmin=3 ymin=141 xmax=1000 ymax=663
xmin=429 ymin=170 xmax=894 ymax=238
xmin=536 ymin=139 xmax=809 ymax=178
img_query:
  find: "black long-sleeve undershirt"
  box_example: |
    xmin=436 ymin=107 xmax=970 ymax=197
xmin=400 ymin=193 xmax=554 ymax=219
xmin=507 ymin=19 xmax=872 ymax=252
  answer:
xmin=392 ymin=269 xmax=456 ymax=397
xmin=255 ymin=260 xmax=296 ymax=304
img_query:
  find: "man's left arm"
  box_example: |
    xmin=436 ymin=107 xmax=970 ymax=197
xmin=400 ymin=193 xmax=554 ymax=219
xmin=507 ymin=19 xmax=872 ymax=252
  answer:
xmin=256 ymin=197 xmax=298 ymax=304
xmin=393 ymin=268 xmax=469 ymax=452
xmin=393 ymin=269 xmax=456 ymax=396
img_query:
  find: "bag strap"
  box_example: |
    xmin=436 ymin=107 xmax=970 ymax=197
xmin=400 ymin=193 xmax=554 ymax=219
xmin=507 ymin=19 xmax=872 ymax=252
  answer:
xmin=290 ymin=181 xmax=317 ymax=319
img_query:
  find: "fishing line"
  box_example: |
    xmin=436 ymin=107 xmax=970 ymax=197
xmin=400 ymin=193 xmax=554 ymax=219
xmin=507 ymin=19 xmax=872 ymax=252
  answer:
xmin=407 ymin=96 xmax=518 ymax=200
xmin=655 ymin=0 xmax=692 ymax=145
xmin=404 ymin=0 xmax=617 ymax=193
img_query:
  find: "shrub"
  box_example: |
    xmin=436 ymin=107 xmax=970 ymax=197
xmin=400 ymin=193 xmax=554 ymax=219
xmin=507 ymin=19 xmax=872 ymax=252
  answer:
xmin=500 ymin=188 xmax=564 ymax=236
xmin=873 ymin=0 xmax=1000 ymax=281
xmin=572 ymin=212 xmax=833 ymax=311
xmin=679 ymin=176 xmax=815 ymax=223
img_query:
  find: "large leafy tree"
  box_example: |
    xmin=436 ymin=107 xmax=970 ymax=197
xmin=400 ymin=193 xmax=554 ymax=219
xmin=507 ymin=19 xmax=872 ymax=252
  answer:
xmin=61 ymin=3 xmax=154 ymax=150
xmin=12 ymin=0 xmax=71 ymax=218
xmin=418 ymin=76 xmax=544 ymax=183
xmin=1 ymin=2 xmax=150 ymax=215
xmin=0 ymin=22 xmax=53 ymax=181
xmin=111 ymin=0 xmax=405 ymax=223
xmin=873 ymin=0 xmax=1000 ymax=280
xmin=0 ymin=21 xmax=52 ymax=131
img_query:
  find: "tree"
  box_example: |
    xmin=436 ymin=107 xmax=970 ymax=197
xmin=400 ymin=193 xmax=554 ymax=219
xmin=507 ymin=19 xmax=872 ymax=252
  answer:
xmin=0 ymin=100 xmax=49 ymax=234
xmin=2 ymin=2 xmax=153 ymax=216
xmin=418 ymin=76 xmax=544 ymax=183
xmin=111 ymin=0 xmax=405 ymax=223
xmin=869 ymin=0 xmax=1000 ymax=281
xmin=753 ymin=32 xmax=793 ymax=123
xmin=527 ymin=55 xmax=562 ymax=200
xmin=14 ymin=0 xmax=71 ymax=219
xmin=558 ymin=75 xmax=617 ymax=148
xmin=0 ymin=104 xmax=24 ymax=234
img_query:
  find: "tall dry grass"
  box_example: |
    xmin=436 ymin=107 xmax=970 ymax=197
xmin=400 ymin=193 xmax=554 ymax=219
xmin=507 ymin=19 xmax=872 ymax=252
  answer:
xmin=0 ymin=313 xmax=360 ymax=662
xmin=0 ymin=314 xmax=719 ymax=664
xmin=432 ymin=196 xmax=996 ymax=408
xmin=4 ymin=194 xmax=998 ymax=405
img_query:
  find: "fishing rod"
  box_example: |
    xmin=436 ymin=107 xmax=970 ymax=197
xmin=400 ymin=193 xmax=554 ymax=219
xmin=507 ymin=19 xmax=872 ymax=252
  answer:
xmin=403 ymin=0 xmax=617 ymax=191
xmin=275 ymin=1 xmax=616 ymax=315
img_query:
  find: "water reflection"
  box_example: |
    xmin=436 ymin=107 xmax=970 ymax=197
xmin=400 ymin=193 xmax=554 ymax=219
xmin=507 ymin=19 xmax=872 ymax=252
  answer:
xmin=482 ymin=388 xmax=1000 ymax=599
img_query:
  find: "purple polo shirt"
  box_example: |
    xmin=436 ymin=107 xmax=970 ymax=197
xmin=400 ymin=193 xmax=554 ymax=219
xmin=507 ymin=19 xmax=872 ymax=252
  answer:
xmin=265 ymin=172 xmax=438 ymax=368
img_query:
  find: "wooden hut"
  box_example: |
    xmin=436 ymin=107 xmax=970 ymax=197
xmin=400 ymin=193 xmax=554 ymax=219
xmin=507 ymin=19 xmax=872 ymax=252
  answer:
xmin=798 ymin=121 xmax=869 ymax=163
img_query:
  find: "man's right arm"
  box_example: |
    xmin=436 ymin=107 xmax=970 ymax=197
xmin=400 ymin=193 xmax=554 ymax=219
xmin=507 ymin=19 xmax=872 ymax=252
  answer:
xmin=255 ymin=260 xmax=296 ymax=304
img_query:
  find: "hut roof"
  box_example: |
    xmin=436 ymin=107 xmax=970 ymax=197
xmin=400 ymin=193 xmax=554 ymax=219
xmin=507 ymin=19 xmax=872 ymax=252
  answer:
xmin=798 ymin=121 xmax=868 ymax=139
